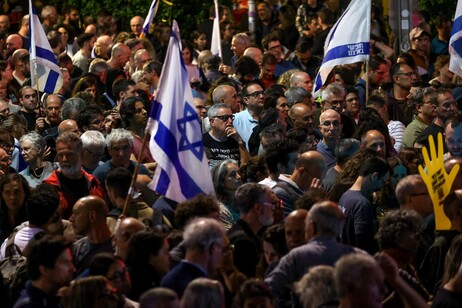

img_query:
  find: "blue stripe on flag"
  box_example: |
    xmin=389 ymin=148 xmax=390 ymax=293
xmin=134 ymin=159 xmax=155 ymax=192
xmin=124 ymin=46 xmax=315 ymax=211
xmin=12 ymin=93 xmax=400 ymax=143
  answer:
xmin=156 ymin=169 xmax=171 ymax=196
xmin=452 ymin=37 xmax=462 ymax=58
xmin=36 ymin=46 xmax=58 ymax=64
xmin=323 ymin=42 xmax=370 ymax=63
xmin=153 ymin=120 xmax=205 ymax=199
xmin=452 ymin=15 xmax=462 ymax=37
xmin=44 ymin=70 xmax=59 ymax=93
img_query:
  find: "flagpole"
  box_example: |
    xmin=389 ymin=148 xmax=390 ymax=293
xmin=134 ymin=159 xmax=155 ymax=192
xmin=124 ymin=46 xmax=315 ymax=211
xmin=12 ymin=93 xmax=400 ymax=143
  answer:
xmin=121 ymin=132 xmax=151 ymax=218
xmin=365 ymin=59 xmax=369 ymax=102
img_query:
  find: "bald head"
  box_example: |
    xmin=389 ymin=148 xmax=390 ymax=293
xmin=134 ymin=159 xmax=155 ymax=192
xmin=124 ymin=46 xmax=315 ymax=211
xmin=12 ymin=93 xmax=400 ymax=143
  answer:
xmin=110 ymin=43 xmax=131 ymax=68
xmin=84 ymin=24 xmax=97 ymax=34
xmin=294 ymin=151 xmax=326 ymax=190
xmin=289 ymin=103 xmax=314 ymax=129
xmin=6 ymin=34 xmax=23 ymax=52
xmin=319 ymin=109 xmax=340 ymax=124
xmin=284 ymin=209 xmax=308 ymax=250
xmin=243 ymin=47 xmax=263 ymax=65
xmin=306 ymin=200 xmax=345 ymax=238
xmin=212 ymin=84 xmax=239 ymax=113
xmin=58 ymin=119 xmax=79 ymax=135
xmin=289 ymin=71 xmax=313 ymax=92
xmin=130 ymin=16 xmax=144 ymax=37
xmin=114 ymin=217 xmax=146 ymax=260
xmin=361 ymin=129 xmax=386 ymax=158
xmin=77 ymin=196 xmax=108 ymax=218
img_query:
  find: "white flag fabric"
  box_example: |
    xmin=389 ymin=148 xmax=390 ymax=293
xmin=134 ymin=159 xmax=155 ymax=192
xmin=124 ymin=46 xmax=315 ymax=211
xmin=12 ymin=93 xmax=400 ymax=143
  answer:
xmin=312 ymin=0 xmax=371 ymax=97
xmin=450 ymin=0 xmax=462 ymax=78
xmin=146 ymin=20 xmax=214 ymax=203
xmin=211 ymin=0 xmax=222 ymax=58
xmin=140 ymin=0 xmax=160 ymax=39
xmin=29 ymin=0 xmax=63 ymax=94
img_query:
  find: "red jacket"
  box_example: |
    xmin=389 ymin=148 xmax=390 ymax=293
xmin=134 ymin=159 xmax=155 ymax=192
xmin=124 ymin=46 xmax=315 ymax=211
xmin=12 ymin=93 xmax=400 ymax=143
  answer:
xmin=43 ymin=170 xmax=106 ymax=219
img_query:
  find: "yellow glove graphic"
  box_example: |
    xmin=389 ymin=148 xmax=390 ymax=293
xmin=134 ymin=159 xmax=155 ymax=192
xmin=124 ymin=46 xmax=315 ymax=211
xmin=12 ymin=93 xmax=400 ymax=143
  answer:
xmin=418 ymin=133 xmax=460 ymax=230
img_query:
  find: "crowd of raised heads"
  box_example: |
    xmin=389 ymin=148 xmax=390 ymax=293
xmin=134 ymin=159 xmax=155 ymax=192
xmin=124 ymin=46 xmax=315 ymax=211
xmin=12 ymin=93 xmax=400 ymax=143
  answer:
xmin=0 ymin=1 xmax=461 ymax=308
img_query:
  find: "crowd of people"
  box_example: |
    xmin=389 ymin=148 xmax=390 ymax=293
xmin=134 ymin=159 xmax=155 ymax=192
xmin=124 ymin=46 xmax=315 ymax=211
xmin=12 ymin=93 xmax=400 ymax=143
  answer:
xmin=0 ymin=0 xmax=460 ymax=307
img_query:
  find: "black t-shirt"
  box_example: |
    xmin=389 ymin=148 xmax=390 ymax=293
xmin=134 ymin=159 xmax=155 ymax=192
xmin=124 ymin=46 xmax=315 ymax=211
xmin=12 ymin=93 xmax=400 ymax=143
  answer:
xmin=203 ymin=132 xmax=240 ymax=168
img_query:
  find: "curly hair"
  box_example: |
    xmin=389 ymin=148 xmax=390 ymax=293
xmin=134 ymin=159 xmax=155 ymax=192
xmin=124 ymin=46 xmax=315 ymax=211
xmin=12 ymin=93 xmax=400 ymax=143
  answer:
xmin=375 ymin=209 xmax=422 ymax=250
xmin=174 ymin=194 xmax=220 ymax=229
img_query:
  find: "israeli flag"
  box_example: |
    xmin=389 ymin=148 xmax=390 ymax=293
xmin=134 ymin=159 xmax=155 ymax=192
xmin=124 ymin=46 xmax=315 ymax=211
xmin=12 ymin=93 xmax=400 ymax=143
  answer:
xmin=146 ymin=21 xmax=214 ymax=203
xmin=140 ymin=0 xmax=160 ymax=39
xmin=211 ymin=0 xmax=222 ymax=58
xmin=450 ymin=0 xmax=462 ymax=78
xmin=29 ymin=0 xmax=63 ymax=94
xmin=312 ymin=0 xmax=371 ymax=97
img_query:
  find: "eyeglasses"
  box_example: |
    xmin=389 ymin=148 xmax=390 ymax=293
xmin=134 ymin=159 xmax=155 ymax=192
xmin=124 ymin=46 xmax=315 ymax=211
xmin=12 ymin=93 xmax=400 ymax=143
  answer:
xmin=0 ymin=156 xmax=11 ymax=163
xmin=328 ymin=100 xmax=344 ymax=106
xmin=261 ymin=199 xmax=283 ymax=209
xmin=320 ymin=121 xmax=340 ymax=127
xmin=84 ymin=147 xmax=105 ymax=158
xmin=441 ymin=101 xmax=457 ymax=110
xmin=396 ymin=72 xmax=415 ymax=77
xmin=213 ymin=114 xmax=234 ymax=122
xmin=246 ymin=90 xmax=265 ymax=98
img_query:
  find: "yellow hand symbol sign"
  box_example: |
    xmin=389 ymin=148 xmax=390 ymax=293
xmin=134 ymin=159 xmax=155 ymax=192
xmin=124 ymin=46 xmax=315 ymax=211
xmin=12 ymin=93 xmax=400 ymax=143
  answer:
xmin=418 ymin=133 xmax=460 ymax=230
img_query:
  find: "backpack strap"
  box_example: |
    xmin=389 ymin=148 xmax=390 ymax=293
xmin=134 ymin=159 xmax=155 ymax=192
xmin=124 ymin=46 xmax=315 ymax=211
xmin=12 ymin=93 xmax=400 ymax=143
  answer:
xmin=4 ymin=231 xmax=21 ymax=258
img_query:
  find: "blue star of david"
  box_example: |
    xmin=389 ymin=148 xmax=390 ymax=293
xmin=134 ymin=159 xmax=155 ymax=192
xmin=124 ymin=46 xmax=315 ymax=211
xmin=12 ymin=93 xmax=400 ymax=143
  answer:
xmin=177 ymin=103 xmax=204 ymax=160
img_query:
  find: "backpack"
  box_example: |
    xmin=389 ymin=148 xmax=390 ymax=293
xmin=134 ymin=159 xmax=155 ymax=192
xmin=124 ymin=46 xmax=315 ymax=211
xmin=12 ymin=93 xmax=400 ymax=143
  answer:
xmin=0 ymin=230 xmax=45 ymax=305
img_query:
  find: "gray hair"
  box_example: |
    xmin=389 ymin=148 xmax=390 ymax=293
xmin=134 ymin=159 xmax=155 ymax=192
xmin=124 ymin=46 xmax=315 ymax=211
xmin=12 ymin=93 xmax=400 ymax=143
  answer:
xmin=321 ymin=83 xmax=346 ymax=101
xmin=285 ymin=87 xmax=310 ymax=107
xmin=395 ymin=174 xmax=423 ymax=206
xmin=61 ymin=97 xmax=86 ymax=120
xmin=232 ymin=33 xmax=251 ymax=48
xmin=81 ymin=130 xmax=106 ymax=149
xmin=89 ymin=58 xmax=109 ymax=75
xmin=334 ymin=254 xmax=380 ymax=297
xmin=295 ymin=265 xmax=337 ymax=308
xmin=207 ymin=103 xmax=230 ymax=117
xmin=19 ymin=132 xmax=46 ymax=153
xmin=106 ymin=128 xmax=134 ymax=149
xmin=212 ymin=86 xmax=232 ymax=105
xmin=183 ymin=217 xmax=225 ymax=251
xmin=307 ymin=201 xmax=345 ymax=236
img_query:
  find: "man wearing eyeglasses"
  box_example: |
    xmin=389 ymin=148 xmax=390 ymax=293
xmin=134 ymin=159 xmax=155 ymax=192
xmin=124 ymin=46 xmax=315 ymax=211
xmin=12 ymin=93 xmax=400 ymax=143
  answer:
xmin=203 ymin=103 xmax=244 ymax=168
xmin=262 ymin=33 xmax=295 ymax=77
xmin=403 ymin=88 xmax=436 ymax=148
xmin=317 ymin=109 xmax=341 ymax=169
xmin=233 ymin=82 xmax=265 ymax=151
xmin=417 ymin=88 xmax=457 ymax=153
xmin=388 ymin=63 xmax=417 ymax=126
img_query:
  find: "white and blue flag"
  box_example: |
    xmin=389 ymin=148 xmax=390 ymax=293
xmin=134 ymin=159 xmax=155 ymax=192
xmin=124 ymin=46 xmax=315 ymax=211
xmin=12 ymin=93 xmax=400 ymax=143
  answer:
xmin=211 ymin=0 xmax=222 ymax=59
xmin=140 ymin=0 xmax=160 ymax=39
xmin=146 ymin=20 xmax=214 ymax=203
xmin=312 ymin=0 xmax=371 ymax=97
xmin=450 ymin=0 xmax=462 ymax=78
xmin=29 ymin=0 xmax=63 ymax=94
